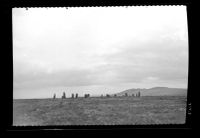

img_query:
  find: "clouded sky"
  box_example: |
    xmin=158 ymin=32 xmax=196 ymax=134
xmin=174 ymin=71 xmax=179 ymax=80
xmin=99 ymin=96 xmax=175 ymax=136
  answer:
xmin=13 ymin=6 xmax=188 ymax=99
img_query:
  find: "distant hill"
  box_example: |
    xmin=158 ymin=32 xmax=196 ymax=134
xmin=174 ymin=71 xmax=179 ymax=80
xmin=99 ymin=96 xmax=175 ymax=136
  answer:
xmin=115 ymin=87 xmax=187 ymax=96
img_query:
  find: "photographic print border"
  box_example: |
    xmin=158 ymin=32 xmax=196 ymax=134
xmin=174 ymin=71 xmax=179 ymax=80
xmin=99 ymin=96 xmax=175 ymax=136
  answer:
xmin=1 ymin=0 xmax=193 ymax=134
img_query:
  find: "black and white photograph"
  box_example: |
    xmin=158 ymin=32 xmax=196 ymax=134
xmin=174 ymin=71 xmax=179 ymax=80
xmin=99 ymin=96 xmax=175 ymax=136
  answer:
xmin=13 ymin=6 xmax=188 ymax=126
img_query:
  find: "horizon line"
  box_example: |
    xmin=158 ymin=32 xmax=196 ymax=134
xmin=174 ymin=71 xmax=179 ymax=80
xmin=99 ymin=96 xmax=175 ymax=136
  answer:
xmin=13 ymin=86 xmax=187 ymax=100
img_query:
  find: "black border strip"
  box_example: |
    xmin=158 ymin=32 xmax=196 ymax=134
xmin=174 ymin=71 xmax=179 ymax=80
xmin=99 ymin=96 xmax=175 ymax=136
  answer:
xmin=2 ymin=0 xmax=193 ymax=133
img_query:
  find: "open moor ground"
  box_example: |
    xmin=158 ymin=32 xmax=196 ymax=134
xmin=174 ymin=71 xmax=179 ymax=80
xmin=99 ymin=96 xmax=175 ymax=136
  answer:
xmin=13 ymin=96 xmax=187 ymax=125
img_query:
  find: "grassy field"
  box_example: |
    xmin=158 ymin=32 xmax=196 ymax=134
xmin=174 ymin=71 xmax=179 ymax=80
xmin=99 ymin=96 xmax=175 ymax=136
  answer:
xmin=13 ymin=96 xmax=187 ymax=126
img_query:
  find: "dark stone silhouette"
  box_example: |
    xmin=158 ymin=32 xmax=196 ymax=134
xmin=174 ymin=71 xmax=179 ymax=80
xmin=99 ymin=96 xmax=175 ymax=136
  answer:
xmin=53 ymin=94 xmax=56 ymax=99
xmin=132 ymin=94 xmax=135 ymax=97
xmin=62 ymin=92 xmax=66 ymax=99
xmin=125 ymin=93 xmax=128 ymax=97
xmin=75 ymin=93 xmax=78 ymax=98
xmin=106 ymin=94 xmax=110 ymax=97
xmin=138 ymin=91 xmax=141 ymax=97
xmin=72 ymin=93 xmax=74 ymax=98
xmin=135 ymin=91 xmax=141 ymax=97
xmin=84 ymin=94 xmax=90 ymax=98
xmin=114 ymin=94 xmax=117 ymax=97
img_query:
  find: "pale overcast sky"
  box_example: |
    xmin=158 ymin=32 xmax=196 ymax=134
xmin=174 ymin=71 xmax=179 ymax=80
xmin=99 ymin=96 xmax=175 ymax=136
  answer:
xmin=13 ymin=6 xmax=188 ymax=99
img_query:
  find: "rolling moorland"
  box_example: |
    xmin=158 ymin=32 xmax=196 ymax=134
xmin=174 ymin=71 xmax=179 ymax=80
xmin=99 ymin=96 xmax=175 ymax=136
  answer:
xmin=13 ymin=87 xmax=187 ymax=126
xmin=115 ymin=87 xmax=187 ymax=96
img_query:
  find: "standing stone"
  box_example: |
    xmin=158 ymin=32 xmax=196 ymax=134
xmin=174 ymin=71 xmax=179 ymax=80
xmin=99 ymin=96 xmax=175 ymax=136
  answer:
xmin=62 ymin=92 xmax=66 ymax=99
xmin=75 ymin=93 xmax=78 ymax=98
xmin=72 ymin=93 xmax=74 ymax=98
xmin=53 ymin=93 xmax=56 ymax=99
xmin=84 ymin=94 xmax=90 ymax=98
xmin=138 ymin=91 xmax=141 ymax=97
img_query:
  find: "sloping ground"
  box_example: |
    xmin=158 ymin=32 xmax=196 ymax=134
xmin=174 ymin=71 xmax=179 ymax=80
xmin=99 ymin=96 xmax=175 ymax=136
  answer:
xmin=116 ymin=87 xmax=187 ymax=96
xmin=13 ymin=96 xmax=187 ymax=126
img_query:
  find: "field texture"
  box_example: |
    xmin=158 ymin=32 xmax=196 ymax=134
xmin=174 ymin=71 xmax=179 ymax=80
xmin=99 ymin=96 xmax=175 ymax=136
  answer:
xmin=13 ymin=96 xmax=187 ymax=125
